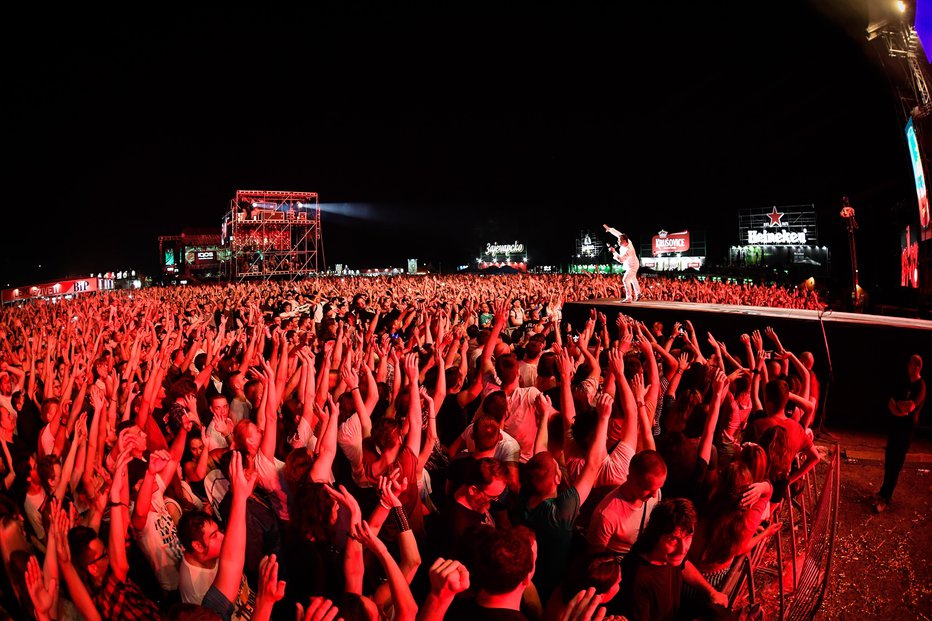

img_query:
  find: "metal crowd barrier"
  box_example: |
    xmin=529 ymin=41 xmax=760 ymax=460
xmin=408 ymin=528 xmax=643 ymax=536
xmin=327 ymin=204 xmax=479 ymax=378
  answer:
xmin=724 ymin=442 xmax=840 ymax=621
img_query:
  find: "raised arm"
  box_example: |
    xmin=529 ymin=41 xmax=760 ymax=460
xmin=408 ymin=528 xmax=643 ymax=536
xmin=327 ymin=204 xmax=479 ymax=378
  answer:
xmin=479 ymin=299 xmax=508 ymax=375
xmin=259 ymin=358 xmax=280 ymax=461
xmin=53 ymin=509 xmax=101 ymax=621
xmin=310 ymin=395 xmax=339 ymax=482
xmin=212 ymin=451 xmax=258 ymax=603
xmin=573 ymin=393 xmax=612 ymax=505
xmin=403 ymin=353 xmax=423 ymax=456
xmin=107 ymin=450 xmax=134 ymax=582
xmin=354 ymin=520 xmax=418 ymax=621
xmin=698 ymin=370 xmax=728 ymax=466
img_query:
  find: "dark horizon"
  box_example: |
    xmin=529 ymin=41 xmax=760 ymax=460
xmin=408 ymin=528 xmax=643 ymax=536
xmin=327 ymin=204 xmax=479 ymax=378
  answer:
xmin=4 ymin=2 xmax=926 ymax=299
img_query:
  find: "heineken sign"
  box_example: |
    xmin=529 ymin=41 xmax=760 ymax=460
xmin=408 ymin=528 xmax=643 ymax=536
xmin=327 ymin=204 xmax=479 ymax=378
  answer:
xmin=747 ymin=229 xmax=807 ymax=244
xmin=738 ymin=205 xmax=816 ymax=247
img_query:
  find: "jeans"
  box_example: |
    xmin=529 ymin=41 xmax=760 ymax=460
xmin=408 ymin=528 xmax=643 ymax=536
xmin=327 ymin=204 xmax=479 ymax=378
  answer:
xmin=879 ymin=414 xmax=916 ymax=502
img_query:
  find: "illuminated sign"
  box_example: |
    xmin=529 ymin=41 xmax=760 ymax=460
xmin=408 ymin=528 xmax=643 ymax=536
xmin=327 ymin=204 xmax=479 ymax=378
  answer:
xmin=738 ymin=205 xmax=816 ymax=246
xmin=2 ymin=278 xmax=102 ymax=303
xmin=641 ymin=256 xmax=705 ymax=271
xmin=747 ymin=230 xmax=807 ymax=245
xmin=652 ymin=230 xmax=691 ymax=256
xmin=485 ymin=241 xmax=525 ymax=256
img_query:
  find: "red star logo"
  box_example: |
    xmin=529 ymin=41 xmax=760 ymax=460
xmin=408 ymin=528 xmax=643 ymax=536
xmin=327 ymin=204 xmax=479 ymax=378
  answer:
xmin=767 ymin=207 xmax=784 ymax=226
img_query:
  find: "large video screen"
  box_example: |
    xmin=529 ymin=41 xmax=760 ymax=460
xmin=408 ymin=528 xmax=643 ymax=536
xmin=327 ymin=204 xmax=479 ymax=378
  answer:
xmin=906 ymin=118 xmax=931 ymax=240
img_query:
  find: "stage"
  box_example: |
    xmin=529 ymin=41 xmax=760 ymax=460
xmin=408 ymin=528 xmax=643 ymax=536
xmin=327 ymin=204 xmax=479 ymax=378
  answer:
xmin=563 ymin=299 xmax=932 ymax=431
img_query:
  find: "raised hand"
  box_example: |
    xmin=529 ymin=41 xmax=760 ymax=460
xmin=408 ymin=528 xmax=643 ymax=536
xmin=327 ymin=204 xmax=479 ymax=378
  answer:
xmin=212 ymin=411 xmax=233 ymax=438
xmin=229 ymin=450 xmax=257 ymax=498
xmin=618 ymin=327 xmax=633 ymax=354
xmin=25 ymin=555 xmax=57 ymax=619
xmin=428 ymin=558 xmax=471 ymax=597
xmin=257 ymin=554 xmax=287 ymax=605
xmin=607 ymin=348 xmax=625 ymax=379
xmin=559 ymin=587 xmax=607 ymax=621
xmin=148 ymin=449 xmax=171 ymax=474
xmin=324 ymin=484 xmax=362 ymax=525
xmin=712 ymin=368 xmax=729 ymax=397
xmin=595 ymin=392 xmax=613 ymax=419
xmin=52 ymin=507 xmax=72 ymax=565
xmin=349 ymin=519 xmax=387 ymax=554
xmin=296 ymin=597 xmax=341 ymax=621
xmin=631 ymin=372 xmax=649 ymax=404
xmin=341 ymin=363 xmax=359 ymax=391
xmin=403 ymin=352 xmax=419 ymax=383
xmin=378 ymin=471 xmax=404 ymax=509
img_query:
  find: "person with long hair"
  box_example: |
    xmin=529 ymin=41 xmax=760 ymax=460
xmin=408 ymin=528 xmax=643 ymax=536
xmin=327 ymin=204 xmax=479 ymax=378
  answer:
xmin=689 ymin=463 xmax=779 ymax=589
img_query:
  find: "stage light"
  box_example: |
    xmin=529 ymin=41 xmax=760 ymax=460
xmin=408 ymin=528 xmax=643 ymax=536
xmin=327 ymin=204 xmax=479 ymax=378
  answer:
xmin=896 ymin=0 xmax=907 ymax=13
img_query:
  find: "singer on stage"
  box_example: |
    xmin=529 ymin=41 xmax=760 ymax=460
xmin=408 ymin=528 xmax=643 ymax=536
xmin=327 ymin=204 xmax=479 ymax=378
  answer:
xmin=604 ymin=223 xmax=641 ymax=302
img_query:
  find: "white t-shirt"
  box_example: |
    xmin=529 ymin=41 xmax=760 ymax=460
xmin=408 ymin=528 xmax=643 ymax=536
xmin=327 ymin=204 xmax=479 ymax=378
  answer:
xmin=24 ymin=488 xmax=47 ymax=541
xmin=457 ymin=424 xmax=521 ymax=463
xmin=134 ymin=474 xmax=184 ymax=591
xmin=587 ymin=488 xmax=661 ymax=556
xmin=254 ymin=451 xmax=289 ymax=522
xmin=205 ymin=419 xmax=230 ymax=451
xmin=204 ymin=468 xmax=230 ymax=518
xmin=566 ymin=440 xmax=636 ymax=488
xmin=288 ymin=417 xmax=318 ymax=453
xmin=230 ymin=397 xmax=252 ymax=425
xmin=337 ymin=414 xmax=369 ymax=487
xmin=38 ymin=425 xmax=55 ymax=458
xmin=518 ymin=361 xmax=538 ymax=389
xmin=482 ymin=379 xmax=541 ymax=462
xmin=179 ymin=557 xmax=256 ymax=621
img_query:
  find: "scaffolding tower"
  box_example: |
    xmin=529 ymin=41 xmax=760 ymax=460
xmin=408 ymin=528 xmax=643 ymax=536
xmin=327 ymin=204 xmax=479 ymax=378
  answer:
xmin=221 ymin=190 xmax=322 ymax=282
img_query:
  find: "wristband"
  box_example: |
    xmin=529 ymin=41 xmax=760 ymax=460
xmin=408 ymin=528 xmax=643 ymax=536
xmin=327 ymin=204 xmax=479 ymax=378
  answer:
xmin=350 ymin=386 xmax=360 ymax=392
xmin=392 ymin=506 xmax=410 ymax=533
xmin=108 ymin=501 xmax=128 ymax=508
xmin=636 ymin=402 xmax=646 ymax=408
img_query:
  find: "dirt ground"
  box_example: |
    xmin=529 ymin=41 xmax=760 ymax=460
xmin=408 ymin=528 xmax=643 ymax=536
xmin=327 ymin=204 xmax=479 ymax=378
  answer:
xmin=815 ymin=459 xmax=931 ymax=620
xmin=808 ymin=431 xmax=932 ymax=620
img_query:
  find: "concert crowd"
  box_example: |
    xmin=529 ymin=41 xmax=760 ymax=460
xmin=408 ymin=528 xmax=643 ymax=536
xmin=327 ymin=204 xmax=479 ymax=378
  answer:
xmin=0 ymin=273 xmax=825 ymax=621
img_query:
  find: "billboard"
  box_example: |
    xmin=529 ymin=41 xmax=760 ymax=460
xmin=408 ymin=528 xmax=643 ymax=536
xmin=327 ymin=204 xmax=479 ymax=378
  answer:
xmin=738 ymin=205 xmax=817 ymax=246
xmin=652 ymin=230 xmax=691 ymax=256
xmin=906 ymin=118 xmax=931 ymax=241
xmin=2 ymin=277 xmax=112 ymax=304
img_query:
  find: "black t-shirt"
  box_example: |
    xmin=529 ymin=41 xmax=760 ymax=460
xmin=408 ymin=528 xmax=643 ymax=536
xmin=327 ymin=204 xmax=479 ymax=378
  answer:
xmin=614 ymin=553 xmax=683 ymax=621
xmin=447 ymin=599 xmax=529 ymax=621
xmin=15 ymin=398 xmax=42 ymax=452
xmin=897 ymin=378 xmax=926 ymax=423
xmin=437 ymin=397 xmax=468 ymax=447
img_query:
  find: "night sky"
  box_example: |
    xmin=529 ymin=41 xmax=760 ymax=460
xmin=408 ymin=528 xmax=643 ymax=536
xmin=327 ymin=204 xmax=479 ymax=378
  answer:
xmin=5 ymin=2 xmax=922 ymax=295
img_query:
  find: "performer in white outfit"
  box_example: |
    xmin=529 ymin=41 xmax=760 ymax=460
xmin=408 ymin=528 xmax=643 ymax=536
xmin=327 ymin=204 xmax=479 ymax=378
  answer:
xmin=604 ymin=224 xmax=641 ymax=302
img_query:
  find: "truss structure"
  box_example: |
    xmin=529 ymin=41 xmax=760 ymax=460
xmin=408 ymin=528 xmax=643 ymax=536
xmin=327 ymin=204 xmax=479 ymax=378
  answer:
xmin=221 ymin=190 xmax=322 ymax=282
